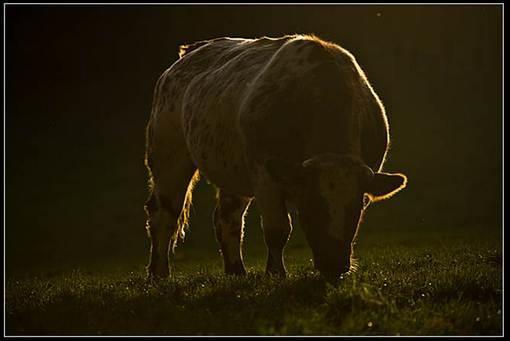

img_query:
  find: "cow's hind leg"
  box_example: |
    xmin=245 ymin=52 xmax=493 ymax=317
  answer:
xmin=213 ymin=190 xmax=251 ymax=275
xmin=145 ymin=154 xmax=198 ymax=280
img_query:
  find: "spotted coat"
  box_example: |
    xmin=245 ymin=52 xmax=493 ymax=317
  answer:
xmin=144 ymin=34 xmax=405 ymax=280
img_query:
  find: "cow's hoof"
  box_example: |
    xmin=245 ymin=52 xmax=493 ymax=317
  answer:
xmin=225 ymin=261 xmax=247 ymax=276
xmin=265 ymin=268 xmax=287 ymax=278
xmin=146 ymin=263 xmax=170 ymax=281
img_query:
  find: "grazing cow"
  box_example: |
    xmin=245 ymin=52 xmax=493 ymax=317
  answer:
xmin=144 ymin=34 xmax=407 ymax=280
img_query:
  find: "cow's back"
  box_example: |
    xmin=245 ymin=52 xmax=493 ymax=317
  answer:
xmin=151 ymin=34 xmax=389 ymax=197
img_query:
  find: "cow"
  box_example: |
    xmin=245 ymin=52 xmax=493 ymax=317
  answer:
xmin=144 ymin=34 xmax=407 ymax=281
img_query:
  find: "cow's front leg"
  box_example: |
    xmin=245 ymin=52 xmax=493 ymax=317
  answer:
xmin=256 ymin=184 xmax=293 ymax=277
xmin=213 ymin=190 xmax=251 ymax=275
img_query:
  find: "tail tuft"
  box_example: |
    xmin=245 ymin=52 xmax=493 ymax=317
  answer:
xmin=171 ymin=170 xmax=200 ymax=252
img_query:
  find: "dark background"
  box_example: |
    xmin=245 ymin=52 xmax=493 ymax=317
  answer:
xmin=5 ymin=5 xmax=502 ymax=275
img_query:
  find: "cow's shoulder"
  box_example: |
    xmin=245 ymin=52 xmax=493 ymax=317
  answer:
xmin=268 ymin=34 xmax=358 ymax=72
xmin=239 ymin=35 xmax=349 ymax=113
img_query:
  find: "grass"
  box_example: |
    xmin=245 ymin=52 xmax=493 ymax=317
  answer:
xmin=5 ymin=223 xmax=502 ymax=336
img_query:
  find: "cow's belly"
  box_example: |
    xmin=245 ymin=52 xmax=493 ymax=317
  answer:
xmin=185 ymin=117 xmax=255 ymax=198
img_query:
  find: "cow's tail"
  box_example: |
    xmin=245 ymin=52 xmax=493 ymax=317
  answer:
xmin=172 ymin=170 xmax=200 ymax=252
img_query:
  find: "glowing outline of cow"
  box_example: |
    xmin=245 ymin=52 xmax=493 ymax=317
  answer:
xmin=144 ymin=34 xmax=407 ymax=280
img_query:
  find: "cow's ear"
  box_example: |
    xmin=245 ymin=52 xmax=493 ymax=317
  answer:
xmin=366 ymin=172 xmax=407 ymax=202
xmin=265 ymin=158 xmax=304 ymax=185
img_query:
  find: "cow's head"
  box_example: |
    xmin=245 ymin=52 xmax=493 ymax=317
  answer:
xmin=265 ymin=153 xmax=407 ymax=280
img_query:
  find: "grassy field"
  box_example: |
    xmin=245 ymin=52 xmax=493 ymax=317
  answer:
xmin=5 ymin=223 xmax=502 ymax=336
xmin=5 ymin=4 xmax=502 ymax=337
